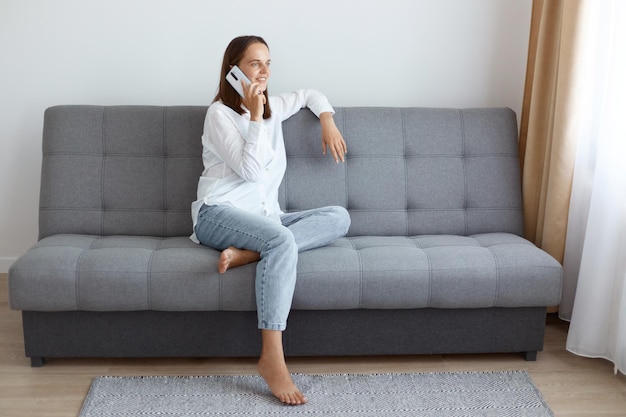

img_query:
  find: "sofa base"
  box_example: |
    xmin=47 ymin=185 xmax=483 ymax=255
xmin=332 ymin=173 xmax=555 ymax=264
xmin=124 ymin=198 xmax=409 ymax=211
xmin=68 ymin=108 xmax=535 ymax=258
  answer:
xmin=22 ymin=307 xmax=546 ymax=367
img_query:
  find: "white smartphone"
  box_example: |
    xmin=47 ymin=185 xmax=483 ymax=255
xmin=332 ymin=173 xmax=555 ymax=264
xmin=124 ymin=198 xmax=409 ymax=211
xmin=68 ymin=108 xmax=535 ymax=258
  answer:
xmin=226 ymin=65 xmax=250 ymax=97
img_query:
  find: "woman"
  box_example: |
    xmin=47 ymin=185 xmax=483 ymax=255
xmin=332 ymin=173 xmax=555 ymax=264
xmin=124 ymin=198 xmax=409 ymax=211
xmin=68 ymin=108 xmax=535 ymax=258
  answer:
xmin=190 ymin=36 xmax=351 ymax=405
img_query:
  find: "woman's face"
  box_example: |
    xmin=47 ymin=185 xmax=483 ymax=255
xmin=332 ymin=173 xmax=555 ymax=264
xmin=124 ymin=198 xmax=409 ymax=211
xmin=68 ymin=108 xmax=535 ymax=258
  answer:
xmin=238 ymin=42 xmax=271 ymax=92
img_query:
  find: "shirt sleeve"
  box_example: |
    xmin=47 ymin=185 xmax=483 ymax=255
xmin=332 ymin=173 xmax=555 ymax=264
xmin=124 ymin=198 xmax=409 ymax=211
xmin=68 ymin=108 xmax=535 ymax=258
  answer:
xmin=271 ymin=89 xmax=335 ymax=121
xmin=203 ymin=105 xmax=274 ymax=183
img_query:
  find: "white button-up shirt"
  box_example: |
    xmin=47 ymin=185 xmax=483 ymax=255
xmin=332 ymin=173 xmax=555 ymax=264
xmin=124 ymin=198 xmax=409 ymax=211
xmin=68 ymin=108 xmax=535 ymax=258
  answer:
xmin=190 ymin=89 xmax=334 ymax=243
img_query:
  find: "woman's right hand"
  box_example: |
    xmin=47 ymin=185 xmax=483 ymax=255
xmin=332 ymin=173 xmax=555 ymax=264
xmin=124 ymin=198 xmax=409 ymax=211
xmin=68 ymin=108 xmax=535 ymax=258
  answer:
xmin=241 ymin=81 xmax=266 ymax=121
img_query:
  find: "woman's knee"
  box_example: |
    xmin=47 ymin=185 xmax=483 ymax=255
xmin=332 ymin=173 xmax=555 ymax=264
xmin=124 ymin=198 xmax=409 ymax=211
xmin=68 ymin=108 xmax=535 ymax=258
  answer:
xmin=265 ymin=226 xmax=297 ymax=254
xmin=329 ymin=206 xmax=351 ymax=235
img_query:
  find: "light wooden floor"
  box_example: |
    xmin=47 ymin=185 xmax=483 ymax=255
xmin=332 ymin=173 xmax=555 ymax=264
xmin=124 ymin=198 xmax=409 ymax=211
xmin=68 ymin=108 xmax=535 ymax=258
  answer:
xmin=1 ymin=273 xmax=625 ymax=416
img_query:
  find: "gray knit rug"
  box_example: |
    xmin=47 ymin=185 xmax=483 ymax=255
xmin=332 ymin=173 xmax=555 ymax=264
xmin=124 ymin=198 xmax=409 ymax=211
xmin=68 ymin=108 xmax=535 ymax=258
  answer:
xmin=79 ymin=371 xmax=553 ymax=416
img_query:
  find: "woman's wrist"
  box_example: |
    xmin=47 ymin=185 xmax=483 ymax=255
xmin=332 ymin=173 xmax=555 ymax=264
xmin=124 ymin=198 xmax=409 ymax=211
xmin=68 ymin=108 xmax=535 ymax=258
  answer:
xmin=319 ymin=112 xmax=334 ymax=122
xmin=320 ymin=113 xmax=337 ymax=129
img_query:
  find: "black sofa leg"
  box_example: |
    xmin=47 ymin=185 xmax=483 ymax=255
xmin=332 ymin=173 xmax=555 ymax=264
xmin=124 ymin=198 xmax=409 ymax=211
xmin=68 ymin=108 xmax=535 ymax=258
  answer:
xmin=523 ymin=351 xmax=537 ymax=361
xmin=30 ymin=357 xmax=45 ymax=367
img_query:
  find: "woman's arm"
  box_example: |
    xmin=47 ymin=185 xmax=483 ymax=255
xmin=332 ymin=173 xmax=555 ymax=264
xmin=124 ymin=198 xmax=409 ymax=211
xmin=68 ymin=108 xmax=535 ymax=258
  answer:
xmin=204 ymin=106 xmax=273 ymax=182
xmin=319 ymin=112 xmax=347 ymax=163
xmin=272 ymin=90 xmax=346 ymax=162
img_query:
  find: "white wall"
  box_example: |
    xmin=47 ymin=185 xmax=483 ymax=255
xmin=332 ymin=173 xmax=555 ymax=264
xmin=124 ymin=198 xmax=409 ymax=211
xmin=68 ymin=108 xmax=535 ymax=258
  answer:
xmin=0 ymin=0 xmax=532 ymax=271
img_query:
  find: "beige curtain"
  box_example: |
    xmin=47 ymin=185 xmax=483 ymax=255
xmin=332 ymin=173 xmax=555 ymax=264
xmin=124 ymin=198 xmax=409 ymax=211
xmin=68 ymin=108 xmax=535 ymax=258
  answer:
xmin=519 ymin=0 xmax=585 ymax=264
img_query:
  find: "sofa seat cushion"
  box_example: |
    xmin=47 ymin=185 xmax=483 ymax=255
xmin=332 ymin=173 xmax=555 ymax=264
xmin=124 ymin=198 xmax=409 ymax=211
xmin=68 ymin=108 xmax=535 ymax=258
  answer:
xmin=9 ymin=233 xmax=561 ymax=312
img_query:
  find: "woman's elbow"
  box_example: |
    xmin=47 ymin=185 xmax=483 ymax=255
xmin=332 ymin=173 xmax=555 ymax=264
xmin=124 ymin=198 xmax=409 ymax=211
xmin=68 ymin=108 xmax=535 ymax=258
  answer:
xmin=239 ymin=165 xmax=264 ymax=182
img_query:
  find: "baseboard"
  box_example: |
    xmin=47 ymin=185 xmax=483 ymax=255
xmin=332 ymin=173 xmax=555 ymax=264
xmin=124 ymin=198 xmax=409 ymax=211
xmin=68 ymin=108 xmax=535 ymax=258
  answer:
xmin=0 ymin=258 xmax=16 ymax=273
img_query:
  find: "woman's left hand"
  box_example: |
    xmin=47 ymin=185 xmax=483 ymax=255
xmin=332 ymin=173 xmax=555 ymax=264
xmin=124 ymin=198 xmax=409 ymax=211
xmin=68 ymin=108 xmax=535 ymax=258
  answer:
xmin=320 ymin=113 xmax=347 ymax=163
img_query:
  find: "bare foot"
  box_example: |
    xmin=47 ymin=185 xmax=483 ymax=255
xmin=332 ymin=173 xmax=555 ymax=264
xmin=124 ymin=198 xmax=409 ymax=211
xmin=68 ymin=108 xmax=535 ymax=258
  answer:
xmin=258 ymin=355 xmax=307 ymax=405
xmin=258 ymin=330 xmax=307 ymax=405
xmin=218 ymin=247 xmax=260 ymax=273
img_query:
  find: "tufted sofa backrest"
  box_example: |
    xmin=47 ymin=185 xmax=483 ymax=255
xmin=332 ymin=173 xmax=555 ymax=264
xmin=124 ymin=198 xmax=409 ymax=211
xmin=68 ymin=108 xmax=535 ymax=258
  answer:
xmin=39 ymin=105 xmax=522 ymax=239
xmin=281 ymin=107 xmax=523 ymax=236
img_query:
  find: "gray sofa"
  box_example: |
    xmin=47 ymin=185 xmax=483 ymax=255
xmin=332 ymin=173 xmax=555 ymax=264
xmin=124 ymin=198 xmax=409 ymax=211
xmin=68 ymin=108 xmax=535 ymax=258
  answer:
xmin=8 ymin=105 xmax=562 ymax=367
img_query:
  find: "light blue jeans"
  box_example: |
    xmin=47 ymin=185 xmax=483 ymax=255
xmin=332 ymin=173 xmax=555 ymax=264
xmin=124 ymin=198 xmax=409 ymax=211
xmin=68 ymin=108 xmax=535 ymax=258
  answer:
xmin=194 ymin=204 xmax=351 ymax=331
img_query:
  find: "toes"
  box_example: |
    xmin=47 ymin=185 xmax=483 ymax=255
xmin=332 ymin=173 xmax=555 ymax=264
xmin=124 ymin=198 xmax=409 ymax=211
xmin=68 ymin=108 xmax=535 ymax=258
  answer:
xmin=278 ymin=391 xmax=307 ymax=405
xmin=217 ymin=249 xmax=232 ymax=273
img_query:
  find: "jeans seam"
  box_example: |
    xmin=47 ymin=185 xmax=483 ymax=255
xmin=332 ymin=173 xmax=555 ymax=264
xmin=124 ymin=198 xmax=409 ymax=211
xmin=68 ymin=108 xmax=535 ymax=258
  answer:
xmin=258 ymin=239 xmax=271 ymax=329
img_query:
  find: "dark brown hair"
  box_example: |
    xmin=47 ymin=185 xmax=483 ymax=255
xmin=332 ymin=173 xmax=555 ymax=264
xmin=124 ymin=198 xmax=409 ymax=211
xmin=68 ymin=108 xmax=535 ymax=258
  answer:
xmin=213 ymin=35 xmax=272 ymax=119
